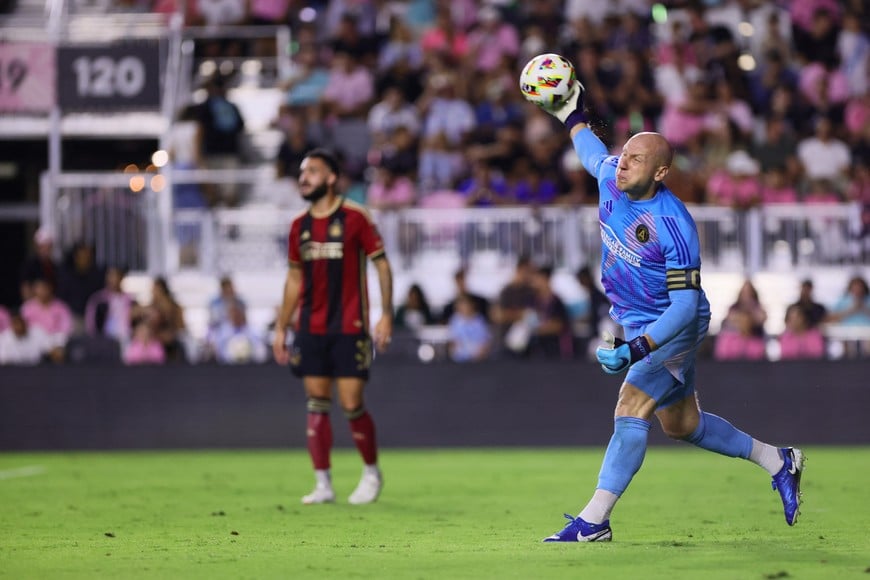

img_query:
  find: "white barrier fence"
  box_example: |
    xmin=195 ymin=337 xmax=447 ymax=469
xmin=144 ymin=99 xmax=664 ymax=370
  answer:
xmin=170 ymin=204 xmax=866 ymax=276
xmin=40 ymin=171 xmax=867 ymax=275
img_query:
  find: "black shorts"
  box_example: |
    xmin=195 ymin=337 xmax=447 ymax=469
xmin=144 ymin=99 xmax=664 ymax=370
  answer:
xmin=290 ymin=333 xmax=373 ymax=379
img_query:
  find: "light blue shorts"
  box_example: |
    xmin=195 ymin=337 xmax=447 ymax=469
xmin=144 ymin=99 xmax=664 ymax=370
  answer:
xmin=624 ymin=315 xmax=711 ymax=409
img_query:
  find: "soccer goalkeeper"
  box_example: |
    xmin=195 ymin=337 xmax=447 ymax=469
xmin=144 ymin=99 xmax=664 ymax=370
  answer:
xmin=540 ymin=81 xmax=804 ymax=542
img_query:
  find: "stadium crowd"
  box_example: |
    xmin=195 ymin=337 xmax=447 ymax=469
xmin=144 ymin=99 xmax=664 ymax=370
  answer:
xmin=160 ymin=0 xmax=869 ymax=216
xmin=2 ymin=229 xmax=870 ymax=365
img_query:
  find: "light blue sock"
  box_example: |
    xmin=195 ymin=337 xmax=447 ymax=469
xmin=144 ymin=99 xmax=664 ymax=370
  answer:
xmin=684 ymin=412 xmax=753 ymax=459
xmin=597 ymin=416 xmax=651 ymax=496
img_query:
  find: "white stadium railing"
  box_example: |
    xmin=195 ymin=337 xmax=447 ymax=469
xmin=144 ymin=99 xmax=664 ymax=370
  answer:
xmin=39 ymin=168 xmax=868 ymax=276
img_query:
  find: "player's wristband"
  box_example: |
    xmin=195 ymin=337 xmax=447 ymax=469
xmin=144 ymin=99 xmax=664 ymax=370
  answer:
xmin=563 ymin=108 xmax=588 ymax=132
xmin=627 ymin=335 xmax=652 ymax=363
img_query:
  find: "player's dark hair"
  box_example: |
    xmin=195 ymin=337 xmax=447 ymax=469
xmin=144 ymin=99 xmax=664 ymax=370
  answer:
xmin=305 ymin=148 xmax=341 ymax=179
xmin=516 ymin=254 xmax=531 ymax=269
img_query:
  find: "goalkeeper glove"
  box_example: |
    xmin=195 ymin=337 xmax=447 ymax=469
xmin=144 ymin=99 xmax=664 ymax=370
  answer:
xmin=596 ymin=333 xmax=652 ymax=375
xmin=549 ymin=80 xmax=588 ymax=131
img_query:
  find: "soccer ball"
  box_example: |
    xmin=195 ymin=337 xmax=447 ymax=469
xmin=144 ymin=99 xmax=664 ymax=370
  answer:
xmin=519 ymin=53 xmax=577 ymax=110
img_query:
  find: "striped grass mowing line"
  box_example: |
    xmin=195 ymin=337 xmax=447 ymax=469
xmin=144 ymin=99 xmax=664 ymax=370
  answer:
xmin=0 ymin=465 xmax=45 ymax=480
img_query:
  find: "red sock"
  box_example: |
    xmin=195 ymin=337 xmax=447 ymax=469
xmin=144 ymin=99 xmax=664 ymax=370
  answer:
xmin=306 ymin=412 xmax=333 ymax=470
xmin=348 ymin=409 xmax=378 ymax=465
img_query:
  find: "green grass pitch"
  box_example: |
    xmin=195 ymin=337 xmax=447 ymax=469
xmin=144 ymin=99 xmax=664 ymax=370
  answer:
xmin=0 ymin=448 xmax=868 ymax=579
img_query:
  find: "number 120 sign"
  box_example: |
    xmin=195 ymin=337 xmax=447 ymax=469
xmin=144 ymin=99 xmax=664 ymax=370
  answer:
xmin=57 ymin=42 xmax=161 ymax=111
xmin=0 ymin=43 xmax=55 ymax=113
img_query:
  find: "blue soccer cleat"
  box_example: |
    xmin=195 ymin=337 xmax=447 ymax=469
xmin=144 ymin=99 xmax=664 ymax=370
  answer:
xmin=542 ymin=514 xmax=612 ymax=542
xmin=771 ymin=447 xmax=805 ymax=526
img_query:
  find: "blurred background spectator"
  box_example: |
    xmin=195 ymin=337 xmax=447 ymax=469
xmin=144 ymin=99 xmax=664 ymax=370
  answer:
xmin=714 ymin=280 xmax=768 ymax=361
xmin=439 ymin=268 xmax=490 ymax=325
xmin=124 ymin=319 xmax=167 ymax=366
xmin=141 ymin=277 xmax=188 ymax=363
xmin=779 ymin=304 xmax=826 ymax=360
xmin=19 ymin=228 xmax=58 ymax=303
xmin=824 ymin=274 xmax=870 ymax=358
xmin=56 ymin=243 xmax=105 ymax=331
xmin=208 ymin=275 xmax=247 ymax=331
xmin=788 ymin=280 xmax=828 ymax=330
xmin=66 ymin=302 xmax=123 ymax=365
xmin=195 ymin=74 xmax=246 ymax=206
xmin=206 ymin=301 xmax=267 ymax=364
xmin=0 ymin=310 xmax=53 ymax=366
xmin=447 ymin=293 xmax=492 ymax=363
xmin=395 ymin=283 xmax=435 ymax=332
xmin=84 ymin=267 xmax=136 ymax=346
xmin=493 ymin=256 xmax=536 ymax=357
xmin=20 ymin=278 xmax=73 ymax=361
xmin=528 ymin=265 xmax=572 ymax=359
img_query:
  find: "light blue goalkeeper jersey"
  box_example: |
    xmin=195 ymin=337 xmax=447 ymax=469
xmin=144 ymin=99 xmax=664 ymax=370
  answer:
xmin=573 ymin=128 xmax=711 ymax=328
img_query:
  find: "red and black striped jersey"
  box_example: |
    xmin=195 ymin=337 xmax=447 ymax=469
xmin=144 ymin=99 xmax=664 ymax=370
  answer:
xmin=288 ymin=198 xmax=386 ymax=335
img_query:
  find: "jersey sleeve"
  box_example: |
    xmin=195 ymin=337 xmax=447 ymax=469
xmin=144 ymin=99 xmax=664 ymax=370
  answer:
xmin=571 ymin=127 xmax=611 ymax=179
xmin=659 ymin=214 xmax=702 ymax=272
xmin=287 ymin=218 xmax=301 ymax=266
xmin=356 ymin=208 xmax=386 ymax=259
xmin=644 ymin=213 xmax=703 ymax=347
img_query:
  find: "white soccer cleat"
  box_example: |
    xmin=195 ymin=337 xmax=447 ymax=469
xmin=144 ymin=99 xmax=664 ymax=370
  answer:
xmin=348 ymin=472 xmax=383 ymax=505
xmin=301 ymin=485 xmax=336 ymax=505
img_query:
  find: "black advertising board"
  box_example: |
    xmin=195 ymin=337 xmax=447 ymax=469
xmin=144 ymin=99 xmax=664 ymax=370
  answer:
xmin=56 ymin=41 xmax=161 ymax=111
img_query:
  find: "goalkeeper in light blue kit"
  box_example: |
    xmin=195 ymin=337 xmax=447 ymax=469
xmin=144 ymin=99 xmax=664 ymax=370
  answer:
xmin=541 ymin=80 xmax=805 ymax=542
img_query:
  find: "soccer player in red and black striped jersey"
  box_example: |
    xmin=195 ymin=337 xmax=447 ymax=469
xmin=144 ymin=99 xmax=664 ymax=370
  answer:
xmin=272 ymin=149 xmax=394 ymax=505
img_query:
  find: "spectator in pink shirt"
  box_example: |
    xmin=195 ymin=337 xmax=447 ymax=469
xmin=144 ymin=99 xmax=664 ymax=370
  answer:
xmin=20 ymin=278 xmax=73 ymax=349
xmin=844 ymin=93 xmax=869 ymax=144
xmin=321 ymin=50 xmax=375 ymax=122
xmin=366 ymin=161 xmax=416 ymax=210
xmin=124 ymin=320 xmax=166 ymax=365
xmin=419 ymin=7 xmax=468 ymax=64
xmin=803 ymin=179 xmax=843 ymax=204
xmin=760 ymin=166 xmax=799 ymax=204
xmin=707 ymin=151 xmax=762 ymax=209
xmin=465 ymin=6 xmax=519 ymax=73
xmin=779 ymin=304 xmax=826 ymax=360
xmin=799 ymin=60 xmax=850 ymax=116
xmin=714 ymin=281 xmax=768 ymax=361
xmin=659 ymin=72 xmax=710 ymax=149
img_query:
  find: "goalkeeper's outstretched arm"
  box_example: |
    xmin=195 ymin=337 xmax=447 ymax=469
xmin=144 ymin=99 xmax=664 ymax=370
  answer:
xmin=548 ymin=81 xmax=609 ymax=178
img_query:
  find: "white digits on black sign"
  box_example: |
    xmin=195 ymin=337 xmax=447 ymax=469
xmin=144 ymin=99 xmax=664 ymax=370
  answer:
xmin=72 ymin=55 xmax=146 ymax=98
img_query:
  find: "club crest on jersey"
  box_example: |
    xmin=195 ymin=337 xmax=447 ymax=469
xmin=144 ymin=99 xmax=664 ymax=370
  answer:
xmin=329 ymin=221 xmax=343 ymax=238
xmin=301 ymin=230 xmax=310 ymax=240
xmin=635 ymin=224 xmax=650 ymax=243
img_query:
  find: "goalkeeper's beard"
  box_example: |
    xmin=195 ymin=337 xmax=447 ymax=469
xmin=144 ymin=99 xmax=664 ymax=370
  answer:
xmin=302 ymin=182 xmax=329 ymax=203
